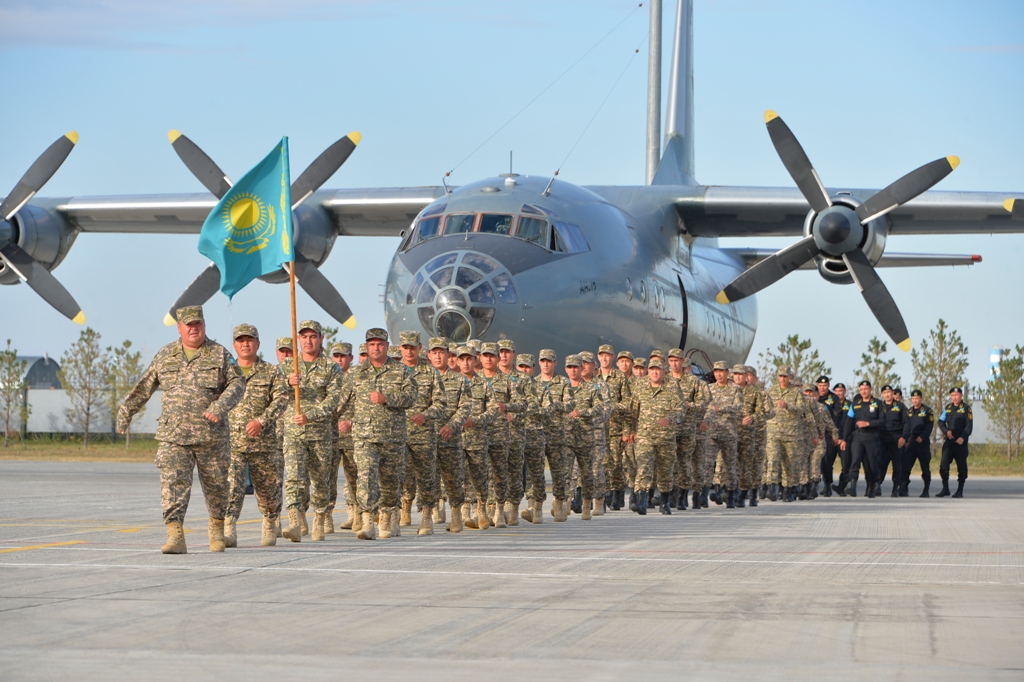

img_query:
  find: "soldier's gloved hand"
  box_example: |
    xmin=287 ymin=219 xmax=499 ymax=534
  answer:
xmin=204 ymin=412 xmax=220 ymax=423
xmin=288 ymin=374 xmax=300 ymax=387
xmin=339 ymin=420 xmax=352 ymax=434
xmin=294 ymin=413 xmax=309 ymax=426
xmin=439 ymin=425 xmax=453 ymax=439
xmin=411 ymin=413 xmax=426 ymax=426
xmin=246 ymin=419 xmax=263 ymax=437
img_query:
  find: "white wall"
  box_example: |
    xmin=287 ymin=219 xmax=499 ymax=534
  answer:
xmin=21 ymin=389 xmax=162 ymax=435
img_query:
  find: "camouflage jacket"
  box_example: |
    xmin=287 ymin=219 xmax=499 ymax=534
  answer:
xmin=337 ymin=359 xmax=417 ymax=443
xmin=405 ymin=363 xmax=448 ymax=444
xmin=334 ymin=368 xmax=353 ymax=448
xmin=704 ymin=382 xmax=743 ymax=437
xmin=809 ymin=399 xmax=836 ymax=440
xmin=598 ymin=367 xmax=632 ymax=434
xmin=739 ymin=382 xmax=775 ymax=435
xmin=536 ymin=375 xmax=573 ymax=445
xmin=118 ymin=339 xmax=244 ymax=446
xmin=480 ymin=370 xmax=525 ymax=439
xmin=674 ymin=373 xmax=710 ymax=425
xmin=437 ymin=368 xmax=473 ymax=440
xmin=522 ymin=375 xmax=554 ymax=433
xmin=229 ymin=359 xmax=290 ymax=453
xmin=503 ymin=368 xmax=534 ymax=433
xmin=282 ymin=354 xmax=343 ymax=441
xmin=628 ymin=379 xmax=685 ymax=443
xmin=566 ymin=378 xmax=601 ymax=446
xmin=765 ymin=384 xmax=818 ymax=440
xmin=461 ymin=374 xmax=498 ymax=451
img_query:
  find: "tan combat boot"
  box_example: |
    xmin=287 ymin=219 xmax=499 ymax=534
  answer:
xmin=552 ymin=499 xmax=564 ymax=522
xmin=400 ymin=499 xmax=413 ymax=527
xmin=356 ymin=511 xmax=376 ymax=540
xmin=477 ymin=500 xmax=491 ymax=530
xmin=593 ymin=498 xmax=605 ymax=516
xmin=506 ymin=501 xmax=519 ymax=526
xmin=434 ymin=500 xmax=446 ymax=524
xmin=520 ymin=503 xmax=534 ymax=523
xmin=378 ymin=508 xmax=393 ymax=538
xmin=161 ymin=521 xmax=187 ymax=554
xmin=391 ymin=507 xmax=402 ymax=537
xmin=449 ymin=504 xmax=464 ymax=533
xmin=532 ymin=499 xmax=543 ymax=524
xmin=208 ymin=517 xmax=226 ymax=552
xmin=261 ymin=517 xmax=277 ymax=546
xmin=463 ymin=502 xmax=478 ymax=529
xmin=223 ymin=516 xmax=238 ymax=548
xmin=300 ymin=511 xmax=309 ymax=537
xmin=351 ymin=508 xmax=364 ymax=533
xmin=311 ymin=512 xmax=326 ymax=541
xmin=492 ymin=503 xmax=506 ymax=528
xmin=283 ymin=507 xmax=302 ymax=542
xmin=582 ymin=499 xmax=592 ymax=520
xmin=418 ymin=506 xmax=434 ymax=536
xmin=340 ymin=504 xmax=356 ymax=530
xmin=274 ymin=517 xmax=283 ymax=538
xmin=325 ymin=509 xmax=335 ymax=534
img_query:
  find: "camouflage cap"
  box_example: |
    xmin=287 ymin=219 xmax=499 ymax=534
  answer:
xmin=680 ymin=357 xmax=692 ymax=368
xmin=617 ymin=350 xmax=633 ymax=360
xmin=633 ymin=357 xmax=647 ymax=368
xmin=745 ymin=365 xmax=757 ymax=374
xmin=579 ymin=351 xmax=595 ymax=364
xmin=539 ymin=349 xmax=557 ymax=361
xmin=648 ymin=357 xmax=664 ymax=369
xmin=650 ymin=350 xmax=665 ymax=359
xmin=428 ymin=337 xmax=448 ymax=351
xmin=399 ymin=330 xmax=420 ymax=346
xmin=777 ymin=365 xmax=794 ymax=377
xmin=564 ymin=354 xmax=582 ymax=367
xmin=598 ymin=344 xmax=614 ymax=355
xmin=793 ymin=376 xmax=804 ymax=387
xmin=456 ymin=345 xmax=476 ymax=357
xmin=358 ymin=343 xmax=367 ymax=354
xmin=668 ymin=348 xmax=685 ymax=359
xmin=330 ymin=342 xmax=352 ymax=356
xmin=497 ymin=339 xmax=516 ymax=352
xmin=732 ymin=364 xmax=747 ymax=374
xmin=276 ymin=336 xmax=293 ymax=350
xmin=448 ymin=343 xmax=459 ymax=354
xmin=233 ymin=323 xmax=259 ymax=340
xmin=176 ymin=305 xmax=204 ymax=324
xmin=516 ymin=353 xmax=535 ymax=367
xmin=468 ymin=339 xmax=482 ymax=352
xmin=480 ymin=342 xmax=499 ymax=356
xmin=366 ymin=327 xmax=388 ymax=342
xmin=712 ymin=360 xmax=729 ymax=370
xmin=298 ymin=319 xmax=322 ymax=335
xmin=388 ymin=344 xmax=401 ymax=355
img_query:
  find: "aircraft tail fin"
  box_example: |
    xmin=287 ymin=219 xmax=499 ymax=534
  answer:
xmin=652 ymin=0 xmax=695 ymax=186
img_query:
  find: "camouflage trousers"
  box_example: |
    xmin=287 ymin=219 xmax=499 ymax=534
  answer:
xmin=546 ymin=441 xmax=569 ymax=500
xmin=623 ymin=439 xmax=637 ymax=489
xmin=692 ymin=432 xmax=712 ymax=490
xmin=736 ymin=425 xmax=758 ymax=490
xmin=433 ymin=439 xmax=466 ymax=508
xmin=808 ymin=440 xmax=825 ymax=484
xmin=708 ymin=430 xmax=739 ymax=489
xmin=564 ymin=439 xmax=595 ymax=500
xmin=339 ymin=440 xmax=356 ymax=509
xmin=635 ymin=436 xmax=676 ymax=493
xmin=155 ymin=440 xmax=230 ymax=524
xmin=226 ymin=448 xmax=283 ymax=519
xmin=792 ymin=438 xmax=813 ymax=485
xmin=285 ymin=436 xmax=334 ymax=514
xmin=604 ymin=430 xmax=626 ymax=490
xmin=754 ymin=426 xmax=767 ymax=486
xmin=327 ymin=437 xmax=344 ymax=513
xmin=674 ymin=421 xmax=698 ymax=490
xmin=464 ymin=445 xmax=490 ymax=504
xmin=507 ymin=430 xmax=527 ymax=503
xmin=402 ymin=438 xmax=438 ymax=509
xmin=591 ymin=426 xmax=608 ymax=496
xmin=353 ymin=440 xmax=399 ymax=513
xmin=523 ymin=429 xmax=547 ymax=502
xmin=486 ymin=436 xmax=510 ymax=506
xmin=378 ymin=440 xmax=408 ymax=510
xmin=765 ymin=435 xmax=800 ymax=487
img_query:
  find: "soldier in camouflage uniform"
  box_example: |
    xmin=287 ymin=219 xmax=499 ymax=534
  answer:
xmin=516 ymin=354 xmax=552 ymax=524
xmin=456 ymin=346 xmax=498 ymax=530
xmin=668 ymin=352 xmax=709 ymax=510
xmin=563 ymin=355 xmax=598 ymax=520
xmin=740 ymin=365 xmax=773 ymax=506
xmin=625 ymin=357 xmax=647 ymax=499
xmin=704 ymin=360 xmax=744 ymax=508
xmin=732 ymin=364 xmax=774 ymax=508
xmin=764 ymin=367 xmax=819 ymax=502
xmin=281 ymin=320 xmax=343 ymax=543
xmin=479 ymin=342 xmax=523 ymax=528
xmin=428 ymin=338 xmax=473 ymax=532
xmin=272 ymin=337 xmax=295 ymax=538
xmin=597 ymin=346 xmax=632 ymax=511
xmin=328 ymin=342 xmax=353 ymax=532
xmin=627 ymin=357 xmax=685 ymax=515
xmin=498 ymin=339 xmax=533 ymax=525
xmin=117 ymin=306 xmax=244 ymax=554
xmin=788 ymin=377 xmax=821 ymax=498
xmin=224 ymin=324 xmax=289 ymax=548
xmin=536 ymin=349 xmax=573 ymax=521
xmin=398 ymin=330 xmax=447 ymax=535
xmin=578 ymin=351 xmax=611 ymax=515
xmin=803 ymin=382 xmax=835 ymax=498
xmin=337 ymin=328 xmax=417 ymax=539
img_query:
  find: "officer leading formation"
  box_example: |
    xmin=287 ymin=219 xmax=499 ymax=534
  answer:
xmin=117 ymin=306 xmax=973 ymax=554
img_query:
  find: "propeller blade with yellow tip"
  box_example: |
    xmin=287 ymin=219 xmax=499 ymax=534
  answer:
xmin=290 ymin=132 xmax=362 ymax=209
xmin=855 ymin=156 xmax=959 ymax=224
xmin=764 ymin=111 xmax=832 ymax=214
xmin=716 ymin=235 xmax=820 ymax=305
xmin=1005 ymin=198 xmax=1024 ymax=220
xmin=0 ymin=131 xmax=79 ymax=220
xmin=842 ymin=249 xmax=911 ymax=352
xmin=168 ymin=130 xmax=233 ymax=198
xmin=293 ymin=256 xmax=357 ymax=329
xmin=0 ymin=243 xmax=85 ymax=323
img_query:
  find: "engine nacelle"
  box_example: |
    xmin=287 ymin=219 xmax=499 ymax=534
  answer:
xmin=0 ymin=205 xmax=78 ymax=286
xmin=257 ymin=203 xmax=337 ymax=284
xmin=802 ymin=193 xmax=888 ymax=286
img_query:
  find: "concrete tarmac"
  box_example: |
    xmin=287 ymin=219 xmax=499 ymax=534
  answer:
xmin=0 ymin=460 xmax=1022 ymax=681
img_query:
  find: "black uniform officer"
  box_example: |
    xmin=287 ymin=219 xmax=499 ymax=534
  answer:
xmin=816 ymin=376 xmax=841 ymax=496
xmin=878 ymin=384 xmax=908 ymax=498
xmin=829 ymin=384 xmax=854 ymax=496
xmin=937 ymin=387 xmax=973 ymax=498
xmin=842 ymin=381 xmax=883 ymax=497
xmin=901 ymin=389 xmax=934 ymax=497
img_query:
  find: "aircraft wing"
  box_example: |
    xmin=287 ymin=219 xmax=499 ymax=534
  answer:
xmin=666 ymin=186 xmax=1021 ymax=237
xmin=53 ymin=186 xmax=447 ymax=236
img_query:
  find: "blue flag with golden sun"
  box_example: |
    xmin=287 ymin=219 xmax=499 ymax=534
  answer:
xmin=198 ymin=138 xmax=293 ymax=299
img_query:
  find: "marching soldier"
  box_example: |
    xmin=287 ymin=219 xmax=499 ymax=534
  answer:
xmin=597 ymin=345 xmax=632 ymax=511
xmin=627 ymin=357 xmax=685 ymax=515
xmin=117 ymin=306 xmax=244 ymax=554
xmin=735 ymin=364 xmax=773 ymax=507
xmin=745 ymin=366 xmax=771 ymax=506
xmin=457 ymin=346 xmax=498 ymax=530
xmin=830 ymin=383 xmax=854 ymax=496
xmin=499 ymin=339 xmax=533 ymax=524
xmin=902 ymin=389 xmax=935 ymax=497
xmin=815 ymin=375 xmax=842 ymax=497
xmin=704 ymin=360 xmax=743 ymax=508
xmin=479 ymin=342 xmax=522 ymax=527
xmin=564 ymin=354 xmax=598 ymax=520
xmin=878 ymin=384 xmax=908 ymax=497
xmin=802 ymin=382 xmax=834 ymax=499
xmin=579 ymin=351 xmax=611 ymax=515
xmin=842 ymin=380 xmax=883 ymax=498
xmin=536 ymin=349 xmax=573 ymax=521
xmin=764 ymin=367 xmax=818 ymax=502
xmin=517 ymin=354 xmax=553 ymax=524
xmin=328 ymin=342 xmax=353 ymax=532
xmin=428 ymin=338 xmax=473 ymax=532
xmin=937 ymin=387 xmax=973 ymax=498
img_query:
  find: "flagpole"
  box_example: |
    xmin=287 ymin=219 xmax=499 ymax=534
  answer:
xmin=289 ymin=262 xmax=301 ymax=415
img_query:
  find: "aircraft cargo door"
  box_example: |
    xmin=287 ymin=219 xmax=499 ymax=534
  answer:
xmin=677 ymin=274 xmax=688 ymax=350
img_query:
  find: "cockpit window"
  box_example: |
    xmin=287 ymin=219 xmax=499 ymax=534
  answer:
xmin=552 ymin=222 xmax=590 ymax=254
xmin=516 ymin=217 xmax=548 ymax=246
xmin=479 ymin=214 xmax=513 ymax=235
xmin=445 ymin=214 xmax=476 ymax=234
xmin=414 ymin=216 xmax=441 ymax=242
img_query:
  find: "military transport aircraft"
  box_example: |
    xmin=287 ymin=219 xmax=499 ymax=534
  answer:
xmin=2 ymin=0 xmax=1022 ymax=373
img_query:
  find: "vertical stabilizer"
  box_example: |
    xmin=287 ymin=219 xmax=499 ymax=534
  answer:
xmin=645 ymin=0 xmax=662 ymax=184
xmin=652 ymin=0 xmax=695 ymax=186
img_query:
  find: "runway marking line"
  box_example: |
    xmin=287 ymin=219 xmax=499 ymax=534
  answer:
xmin=116 ymin=527 xmax=145 ymax=533
xmin=0 ymin=541 xmax=85 ymax=554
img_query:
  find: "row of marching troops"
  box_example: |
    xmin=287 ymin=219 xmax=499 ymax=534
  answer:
xmin=116 ymin=305 xmax=974 ymax=555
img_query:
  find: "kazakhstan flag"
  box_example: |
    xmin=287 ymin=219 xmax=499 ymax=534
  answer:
xmin=198 ymin=138 xmax=293 ymax=300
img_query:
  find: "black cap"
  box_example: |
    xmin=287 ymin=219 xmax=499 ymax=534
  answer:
xmin=833 ymin=382 xmax=846 ymax=390
xmin=816 ymin=375 xmax=830 ymax=384
xmin=949 ymin=386 xmax=963 ymax=394
xmin=858 ymin=380 xmax=871 ymax=388
xmin=893 ymin=388 xmax=903 ymax=396
xmin=881 ymin=384 xmax=893 ymax=392
xmin=910 ymin=389 xmax=922 ymax=397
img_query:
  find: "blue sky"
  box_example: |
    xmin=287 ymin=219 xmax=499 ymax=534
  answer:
xmin=1 ymin=0 xmax=1022 ymax=394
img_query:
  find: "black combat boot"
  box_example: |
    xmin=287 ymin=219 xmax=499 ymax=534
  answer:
xmin=875 ymin=483 xmax=883 ymax=497
xmin=782 ymin=486 xmax=792 ymax=502
xmin=713 ymin=485 xmax=724 ymax=505
xmin=952 ymin=479 xmax=965 ymax=498
xmin=823 ymin=482 xmax=833 ymax=497
xmin=691 ymin=490 xmax=700 ymax=509
xmin=700 ymin=487 xmax=710 ymax=508
xmin=759 ymin=484 xmax=768 ymax=500
xmin=637 ymin=490 xmax=648 ymax=515
xmin=605 ymin=491 xmax=615 ymax=511
xmin=660 ymin=494 xmax=671 ymax=515
xmin=846 ymin=478 xmax=857 ymax=497
xmin=867 ymin=483 xmax=876 ymax=498
xmin=890 ymin=483 xmax=899 ymax=498
xmin=725 ymin=489 xmax=735 ymax=508
xmin=920 ymin=477 xmax=931 ymax=498
xmin=749 ymin=488 xmax=758 ymax=507
xmin=899 ymin=482 xmax=909 ymax=497
xmin=618 ymin=489 xmax=627 ymax=510
xmin=737 ymin=489 xmax=746 ymax=508
xmin=936 ymin=476 xmax=950 ymax=497
xmin=679 ymin=489 xmax=688 ymax=510
xmin=833 ymin=481 xmax=846 ymax=497
xmin=797 ymin=484 xmax=808 ymax=500
xmin=629 ymin=489 xmax=639 ymax=512
xmin=571 ymin=487 xmax=583 ymax=514
xmin=767 ymin=483 xmax=779 ymax=502
xmin=668 ymin=487 xmax=678 ymax=509
xmin=647 ymin=488 xmax=657 ymax=508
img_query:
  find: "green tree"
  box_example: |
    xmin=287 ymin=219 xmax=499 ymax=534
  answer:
xmin=58 ymin=328 xmax=111 ymax=448
xmin=322 ymin=325 xmax=339 ymax=349
xmin=106 ymin=340 xmax=146 ymax=448
xmin=855 ymin=336 xmax=901 ymax=392
xmin=982 ymin=345 xmax=1024 ymax=461
xmin=756 ymin=335 xmax=831 ymax=386
xmin=0 ymin=340 xmax=29 ymax=447
xmin=911 ymin=319 xmax=969 ymax=449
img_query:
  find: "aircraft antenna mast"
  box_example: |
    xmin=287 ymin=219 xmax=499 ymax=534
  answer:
xmin=646 ymin=0 xmax=662 ymax=185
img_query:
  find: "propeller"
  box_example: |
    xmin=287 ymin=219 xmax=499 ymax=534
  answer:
xmin=0 ymin=132 xmax=85 ymax=324
xmin=164 ymin=131 xmax=360 ymax=329
xmin=716 ymin=110 xmax=960 ymax=352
